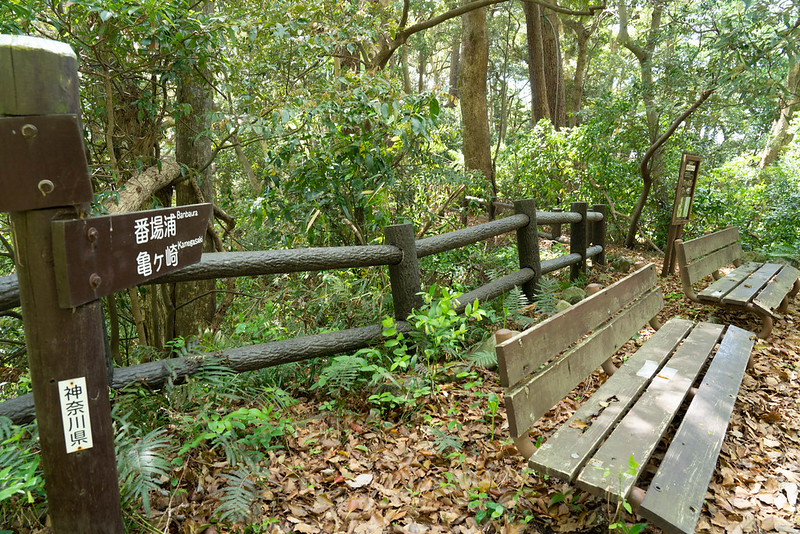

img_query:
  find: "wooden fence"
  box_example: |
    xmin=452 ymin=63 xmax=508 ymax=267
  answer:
xmin=0 ymin=34 xmax=604 ymax=532
xmin=0 ymin=200 xmax=606 ymax=425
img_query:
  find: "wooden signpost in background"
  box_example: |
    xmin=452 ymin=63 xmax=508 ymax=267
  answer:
xmin=1 ymin=35 xmax=210 ymax=531
xmin=662 ymin=153 xmax=702 ymax=276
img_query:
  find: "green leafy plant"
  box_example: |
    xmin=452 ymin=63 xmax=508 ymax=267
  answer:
xmin=533 ymin=276 xmax=560 ymax=316
xmin=0 ymin=417 xmax=43 ymax=511
xmin=468 ymin=490 xmax=506 ymax=524
xmin=215 ymin=466 xmax=263 ymax=524
xmin=599 ymin=455 xmax=648 ymax=534
xmin=114 ymin=412 xmax=171 ymax=516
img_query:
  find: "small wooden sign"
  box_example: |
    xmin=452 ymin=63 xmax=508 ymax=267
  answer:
xmin=0 ymin=115 xmax=93 ymax=211
xmin=52 ymin=203 xmax=212 ymax=308
xmin=671 ymin=153 xmax=702 ymax=225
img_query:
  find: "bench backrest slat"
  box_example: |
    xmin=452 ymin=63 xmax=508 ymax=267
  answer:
xmin=497 ymin=264 xmax=660 ymax=388
xmin=679 ymin=227 xmax=739 ymax=262
xmin=677 ymin=228 xmax=742 ymax=285
xmin=500 ymin=265 xmax=663 ymax=438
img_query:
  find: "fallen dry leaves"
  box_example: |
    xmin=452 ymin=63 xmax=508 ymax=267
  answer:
xmin=124 ymin=248 xmax=800 ymax=533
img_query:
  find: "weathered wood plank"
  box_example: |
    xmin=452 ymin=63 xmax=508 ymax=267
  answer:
xmin=497 ymin=264 xmax=659 ymax=388
xmin=683 ymin=242 xmax=743 ymax=285
xmin=753 ymin=264 xmax=800 ymax=313
xmin=679 ymin=227 xmax=739 ymax=263
xmin=528 ymin=318 xmax=694 ymax=481
xmin=639 ymin=325 xmax=754 ymax=534
xmin=722 ymin=263 xmax=782 ymax=307
xmin=697 ymin=262 xmax=761 ymax=301
xmin=504 ymin=289 xmax=663 ymax=438
xmin=575 ymin=322 xmax=724 ymax=501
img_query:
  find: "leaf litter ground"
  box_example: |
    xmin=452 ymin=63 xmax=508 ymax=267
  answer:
xmin=156 ymin=246 xmax=800 ymax=533
xmin=18 ymin=246 xmax=800 ymax=534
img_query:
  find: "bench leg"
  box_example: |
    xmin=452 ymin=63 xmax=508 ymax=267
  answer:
xmin=512 ymin=435 xmax=538 ymax=460
xmin=757 ymin=315 xmax=774 ymax=339
xmin=778 ymin=295 xmax=789 ymax=314
xmin=790 ymin=278 xmax=800 ymax=300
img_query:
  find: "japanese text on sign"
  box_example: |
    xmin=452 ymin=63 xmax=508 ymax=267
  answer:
xmin=58 ymin=376 xmax=93 ymax=454
xmin=131 ymin=208 xmax=202 ymax=277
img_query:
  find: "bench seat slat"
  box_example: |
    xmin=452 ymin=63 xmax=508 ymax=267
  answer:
xmin=575 ymin=322 xmax=724 ymax=501
xmin=528 ymin=318 xmax=694 ymax=481
xmin=504 ymin=289 xmax=663 ymax=438
xmin=721 ymin=263 xmax=782 ymax=307
xmin=679 ymin=227 xmax=739 ymax=264
xmin=697 ymin=262 xmax=760 ymax=301
xmin=639 ymin=325 xmax=755 ymax=534
xmin=683 ymin=243 xmax=742 ymax=285
xmin=753 ymin=264 xmax=800 ymax=313
xmin=497 ymin=265 xmax=659 ymax=388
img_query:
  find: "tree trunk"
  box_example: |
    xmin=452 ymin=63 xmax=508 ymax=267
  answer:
xmin=447 ymin=35 xmax=460 ymax=105
xmin=541 ymin=4 xmax=566 ymax=128
xmin=524 ymin=1 xmax=551 ymax=124
xmin=401 ymin=45 xmax=413 ymax=93
xmin=459 ymin=0 xmax=496 ymax=200
xmin=174 ymin=62 xmax=217 ymax=339
xmin=563 ymin=18 xmax=592 ymax=127
xmin=759 ymin=58 xmax=800 ymax=169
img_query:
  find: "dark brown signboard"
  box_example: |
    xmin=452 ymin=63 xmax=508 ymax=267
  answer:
xmin=52 ymin=203 xmax=212 ymax=308
xmin=0 ymin=115 xmax=93 ymax=212
xmin=671 ymin=153 xmax=702 ymax=225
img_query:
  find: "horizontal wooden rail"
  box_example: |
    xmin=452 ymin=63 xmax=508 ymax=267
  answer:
xmin=0 ymin=274 xmax=18 ymax=310
xmin=416 ymin=214 xmax=529 ymax=258
xmin=0 ymin=320 xmax=412 ymax=424
xmin=454 ymin=268 xmax=536 ymax=314
xmin=0 ymin=210 xmax=602 ymax=312
xmin=149 ymin=246 xmax=402 ymax=284
xmin=540 ymin=245 xmax=603 ymax=275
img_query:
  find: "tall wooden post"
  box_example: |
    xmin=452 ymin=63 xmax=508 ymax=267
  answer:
xmin=514 ymin=199 xmax=540 ymax=302
xmin=570 ymin=202 xmax=588 ymax=281
xmin=1 ymin=35 xmax=123 ymax=532
xmin=384 ymin=223 xmax=423 ymax=320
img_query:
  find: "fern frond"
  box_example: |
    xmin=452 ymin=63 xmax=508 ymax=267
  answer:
xmin=117 ymin=427 xmax=170 ymax=515
xmin=215 ymin=467 xmax=261 ymax=523
xmin=534 ymin=276 xmax=560 ymax=316
xmin=463 ymin=350 xmax=497 ymax=369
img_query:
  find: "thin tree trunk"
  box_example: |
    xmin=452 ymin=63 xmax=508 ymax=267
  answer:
xmin=448 ymin=36 xmax=460 ymax=105
xmin=524 ymin=1 xmax=551 ymax=124
xmin=759 ymin=58 xmax=800 ymax=169
xmin=459 ymin=0 xmax=496 ymax=203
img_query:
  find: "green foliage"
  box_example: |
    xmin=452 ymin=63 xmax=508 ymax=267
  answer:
xmin=115 ymin=413 xmax=171 ymax=516
xmin=215 ymin=466 xmax=263 ymax=524
xmin=0 ymin=417 xmax=43 ymax=510
xmin=533 ymin=276 xmax=561 ymax=316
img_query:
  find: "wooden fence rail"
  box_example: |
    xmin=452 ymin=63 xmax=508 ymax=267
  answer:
xmin=1 ymin=203 xmax=605 ymax=425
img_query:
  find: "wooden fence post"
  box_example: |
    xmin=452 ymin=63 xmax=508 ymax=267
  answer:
xmin=570 ymin=201 xmax=588 ymax=281
xmin=592 ymin=203 xmax=606 ymax=266
xmin=514 ymin=199 xmax=540 ymax=302
xmin=551 ymin=208 xmax=562 ymax=240
xmin=384 ymin=223 xmax=423 ymax=320
xmin=1 ymin=35 xmax=123 ymax=532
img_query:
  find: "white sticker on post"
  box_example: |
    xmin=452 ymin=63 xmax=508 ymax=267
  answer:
xmin=637 ymin=360 xmax=658 ymax=379
xmin=58 ymin=377 xmax=93 ymax=454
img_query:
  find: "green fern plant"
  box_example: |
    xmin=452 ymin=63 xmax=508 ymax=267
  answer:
xmin=115 ymin=413 xmax=171 ymax=516
xmin=215 ymin=466 xmax=262 ymax=524
xmin=534 ymin=276 xmax=560 ymax=316
xmin=0 ymin=417 xmax=43 ymax=507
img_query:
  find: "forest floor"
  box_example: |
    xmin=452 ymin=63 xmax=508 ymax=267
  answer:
xmin=141 ymin=244 xmax=799 ymax=534
xmin=11 ymin=245 xmax=799 ymax=534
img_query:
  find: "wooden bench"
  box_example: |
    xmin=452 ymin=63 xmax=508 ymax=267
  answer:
xmin=495 ymin=264 xmax=755 ymax=534
xmin=675 ymin=227 xmax=800 ymax=338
